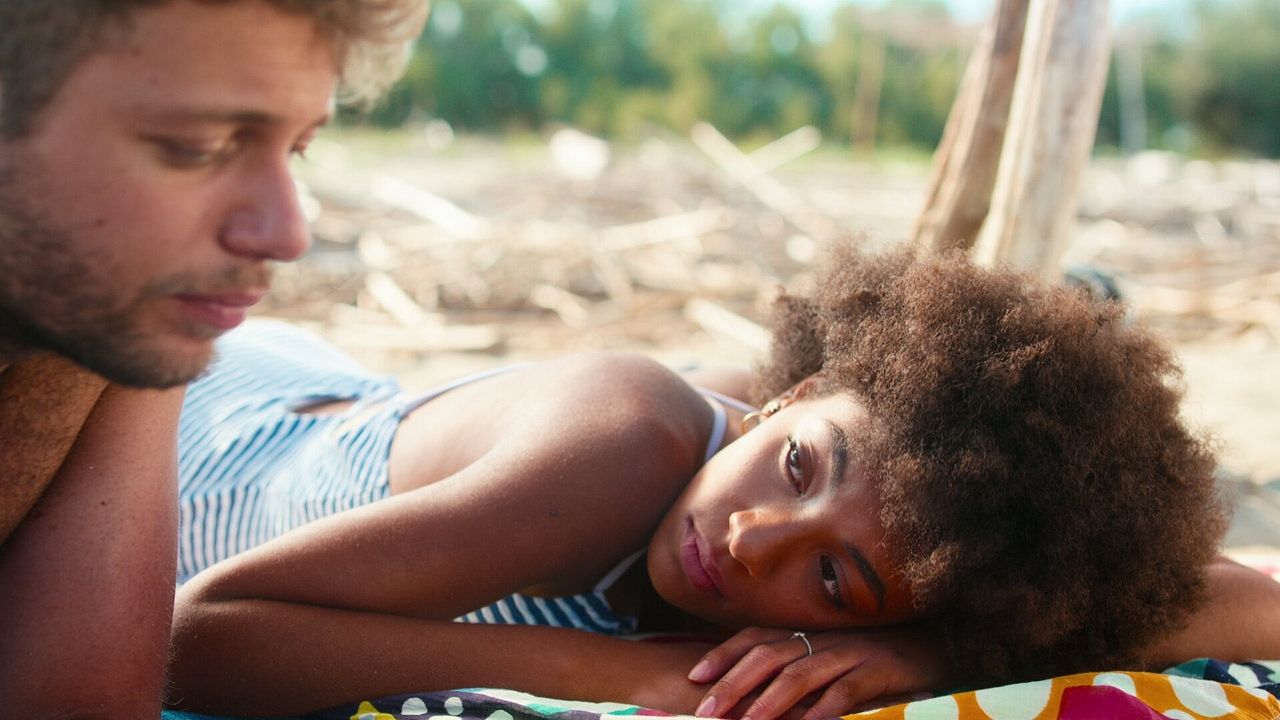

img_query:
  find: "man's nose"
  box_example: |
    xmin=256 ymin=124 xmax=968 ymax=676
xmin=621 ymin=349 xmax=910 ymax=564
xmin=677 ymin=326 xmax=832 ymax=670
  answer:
xmin=219 ymin=160 xmax=311 ymax=262
xmin=727 ymin=507 xmax=803 ymax=579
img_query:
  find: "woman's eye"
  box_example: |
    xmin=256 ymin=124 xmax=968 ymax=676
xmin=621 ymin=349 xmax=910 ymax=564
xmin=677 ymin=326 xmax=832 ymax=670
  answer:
xmin=820 ymin=556 xmax=845 ymax=609
xmin=785 ymin=435 xmax=805 ymax=494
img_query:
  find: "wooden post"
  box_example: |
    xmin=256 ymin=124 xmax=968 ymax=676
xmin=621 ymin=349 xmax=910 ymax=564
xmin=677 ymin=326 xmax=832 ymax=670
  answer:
xmin=912 ymin=0 xmax=1031 ymax=254
xmin=851 ymin=33 xmax=887 ymax=153
xmin=1117 ymin=32 xmax=1148 ymax=155
xmin=972 ymin=0 xmax=1113 ymax=275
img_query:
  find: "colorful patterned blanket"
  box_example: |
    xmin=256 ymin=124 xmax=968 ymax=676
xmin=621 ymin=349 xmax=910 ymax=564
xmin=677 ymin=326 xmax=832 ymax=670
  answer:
xmin=210 ymin=659 xmax=1270 ymax=720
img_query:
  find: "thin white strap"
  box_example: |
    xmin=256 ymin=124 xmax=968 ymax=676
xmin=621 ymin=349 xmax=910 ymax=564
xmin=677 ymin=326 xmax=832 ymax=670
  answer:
xmin=696 ymin=387 xmax=757 ymax=414
xmin=703 ymin=400 xmax=728 ymax=464
xmin=399 ymin=363 xmax=535 ymax=416
xmin=593 ymin=549 xmax=644 ymax=594
xmin=697 ymin=388 xmax=758 ymax=464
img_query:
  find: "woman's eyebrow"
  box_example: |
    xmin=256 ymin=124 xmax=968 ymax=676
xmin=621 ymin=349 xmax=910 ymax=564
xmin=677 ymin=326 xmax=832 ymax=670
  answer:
xmin=827 ymin=421 xmax=851 ymax=487
xmin=845 ymin=541 xmax=887 ymax=612
xmin=827 ymin=421 xmax=885 ymax=611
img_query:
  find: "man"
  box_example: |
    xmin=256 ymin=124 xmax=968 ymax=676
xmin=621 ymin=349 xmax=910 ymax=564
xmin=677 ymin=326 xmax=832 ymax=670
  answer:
xmin=0 ymin=1 xmax=426 ymax=716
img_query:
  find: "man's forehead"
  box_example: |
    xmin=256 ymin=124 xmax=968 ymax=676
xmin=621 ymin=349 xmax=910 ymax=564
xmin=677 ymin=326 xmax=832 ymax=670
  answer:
xmin=102 ymin=1 xmax=339 ymax=73
xmin=78 ymin=3 xmax=340 ymax=125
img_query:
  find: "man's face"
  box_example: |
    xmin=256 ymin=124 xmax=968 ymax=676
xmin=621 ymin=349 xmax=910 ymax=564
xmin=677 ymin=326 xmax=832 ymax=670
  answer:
xmin=0 ymin=0 xmax=337 ymax=387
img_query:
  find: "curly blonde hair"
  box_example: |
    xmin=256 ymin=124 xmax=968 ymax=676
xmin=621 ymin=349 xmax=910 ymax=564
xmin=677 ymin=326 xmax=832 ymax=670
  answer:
xmin=0 ymin=0 xmax=428 ymax=137
xmin=755 ymin=242 xmax=1227 ymax=681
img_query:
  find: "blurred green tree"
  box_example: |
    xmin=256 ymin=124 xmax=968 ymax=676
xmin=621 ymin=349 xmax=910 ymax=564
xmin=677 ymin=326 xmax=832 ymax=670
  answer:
xmin=1182 ymin=0 xmax=1280 ymax=156
xmin=357 ymin=0 xmax=1277 ymax=158
xmin=372 ymin=0 xmax=546 ymax=130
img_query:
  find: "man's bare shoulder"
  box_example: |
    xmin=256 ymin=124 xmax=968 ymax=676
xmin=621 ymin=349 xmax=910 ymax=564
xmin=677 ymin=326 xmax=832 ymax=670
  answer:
xmin=0 ymin=354 xmax=109 ymax=543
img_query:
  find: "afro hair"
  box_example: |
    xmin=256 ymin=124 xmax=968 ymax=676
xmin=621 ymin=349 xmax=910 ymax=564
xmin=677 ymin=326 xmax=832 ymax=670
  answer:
xmin=753 ymin=242 xmax=1227 ymax=681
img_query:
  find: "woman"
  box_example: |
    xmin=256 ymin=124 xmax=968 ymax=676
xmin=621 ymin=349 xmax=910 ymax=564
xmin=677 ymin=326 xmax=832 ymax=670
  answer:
xmin=168 ymin=245 xmax=1274 ymax=718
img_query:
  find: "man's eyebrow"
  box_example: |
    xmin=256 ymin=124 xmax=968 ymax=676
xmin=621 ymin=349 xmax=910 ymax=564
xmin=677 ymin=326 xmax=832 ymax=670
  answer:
xmin=146 ymin=108 xmax=331 ymax=128
xmin=845 ymin=542 xmax=887 ymax=612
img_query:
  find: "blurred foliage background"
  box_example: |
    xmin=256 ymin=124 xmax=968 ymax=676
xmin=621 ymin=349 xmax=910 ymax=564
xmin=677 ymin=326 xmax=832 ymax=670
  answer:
xmin=357 ymin=0 xmax=1278 ymax=158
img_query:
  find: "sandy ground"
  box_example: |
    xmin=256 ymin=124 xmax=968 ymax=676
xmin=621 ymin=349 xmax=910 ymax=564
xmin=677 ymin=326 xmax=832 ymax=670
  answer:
xmin=1177 ymin=340 xmax=1280 ymax=550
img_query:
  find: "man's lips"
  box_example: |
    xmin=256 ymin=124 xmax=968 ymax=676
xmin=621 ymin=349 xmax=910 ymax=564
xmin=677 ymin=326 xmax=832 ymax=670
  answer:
xmin=175 ymin=289 xmax=267 ymax=331
xmin=682 ymin=517 xmax=726 ymax=599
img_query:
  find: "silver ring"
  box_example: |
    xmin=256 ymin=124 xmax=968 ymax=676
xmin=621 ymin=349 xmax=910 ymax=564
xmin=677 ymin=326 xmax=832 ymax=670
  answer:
xmin=791 ymin=631 xmax=813 ymax=656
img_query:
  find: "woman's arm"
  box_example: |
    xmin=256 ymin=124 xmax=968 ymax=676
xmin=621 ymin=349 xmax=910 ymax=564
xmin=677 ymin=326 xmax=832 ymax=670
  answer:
xmin=170 ymin=588 xmax=718 ymax=716
xmin=1144 ymin=554 xmax=1280 ymax=668
xmin=169 ymin=354 xmax=719 ymax=715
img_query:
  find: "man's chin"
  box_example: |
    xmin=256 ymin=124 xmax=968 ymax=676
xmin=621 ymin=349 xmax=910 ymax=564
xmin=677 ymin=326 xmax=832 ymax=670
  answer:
xmin=59 ymin=331 xmax=218 ymax=389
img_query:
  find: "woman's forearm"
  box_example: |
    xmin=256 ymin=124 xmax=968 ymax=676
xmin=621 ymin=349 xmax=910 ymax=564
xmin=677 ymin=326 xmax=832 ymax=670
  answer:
xmin=1144 ymin=556 xmax=1280 ymax=668
xmin=168 ymin=593 xmax=713 ymax=717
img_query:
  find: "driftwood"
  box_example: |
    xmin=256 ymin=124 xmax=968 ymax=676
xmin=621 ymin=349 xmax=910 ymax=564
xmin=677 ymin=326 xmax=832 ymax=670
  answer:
xmin=973 ymin=0 xmax=1113 ymax=275
xmin=683 ymin=298 xmax=771 ymax=354
xmin=266 ymin=126 xmax=1277 ymax=374
xmin=912 ymin=0 xmax=1030 ymax=254
xmin=690 ymin=122 xmax=838 ymax=243
xmin=913 ymin=0 xmax=1113 ymax=279
xmin=749 ymin=126 xmax=823 ymax=175
xmin=371 ymin=175 xmax=491 ymax=241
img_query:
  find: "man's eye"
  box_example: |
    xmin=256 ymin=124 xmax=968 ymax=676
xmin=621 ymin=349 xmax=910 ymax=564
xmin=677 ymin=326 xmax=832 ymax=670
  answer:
xmin=153 ymin=138 xmax=232 ymax=168
xmin=820 ymin=556 xmax=845 ymax=609
xmin=785 ymin=435 xmax=805 ymax=494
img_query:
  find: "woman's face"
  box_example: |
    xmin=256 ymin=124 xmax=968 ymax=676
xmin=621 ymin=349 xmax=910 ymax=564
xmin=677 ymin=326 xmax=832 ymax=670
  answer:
xmin=647 ymin=391 xmax=918 ymax=631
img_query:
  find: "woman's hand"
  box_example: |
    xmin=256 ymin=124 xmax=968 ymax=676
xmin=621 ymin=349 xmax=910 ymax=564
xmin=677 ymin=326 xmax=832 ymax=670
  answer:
xmin=686 ymin=626 xmax=947 ymax=720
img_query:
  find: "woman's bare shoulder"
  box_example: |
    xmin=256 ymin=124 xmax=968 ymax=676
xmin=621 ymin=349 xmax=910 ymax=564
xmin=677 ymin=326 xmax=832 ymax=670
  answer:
xmin=677 ymin=365 xmax=754 ymax=405
xmin=521 ymin=351 xmax=717 ymax=460
xmin=390 ymin=351 xmax=713 ymax=494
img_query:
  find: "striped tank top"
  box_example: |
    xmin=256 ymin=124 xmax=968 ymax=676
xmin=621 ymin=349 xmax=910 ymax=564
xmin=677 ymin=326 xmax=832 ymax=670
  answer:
xmin=178 ymin=320 xmax=753 ymax=635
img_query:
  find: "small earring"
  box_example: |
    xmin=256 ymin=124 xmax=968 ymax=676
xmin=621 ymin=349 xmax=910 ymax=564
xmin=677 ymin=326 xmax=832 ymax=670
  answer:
xmin=740 ymin=399 xmax=782 ymax=433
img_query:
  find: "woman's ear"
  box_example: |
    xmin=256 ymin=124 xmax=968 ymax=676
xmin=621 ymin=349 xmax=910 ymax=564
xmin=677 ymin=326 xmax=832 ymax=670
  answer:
xmin=781 ymin=372 xmax=825 ymax=405
xmin=742 ymin=371 xmax=825 ymax=432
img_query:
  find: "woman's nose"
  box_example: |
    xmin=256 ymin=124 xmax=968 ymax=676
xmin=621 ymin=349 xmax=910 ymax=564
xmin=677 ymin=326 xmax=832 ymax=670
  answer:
xmin=727 ymin=507 xmax=802 ymax=578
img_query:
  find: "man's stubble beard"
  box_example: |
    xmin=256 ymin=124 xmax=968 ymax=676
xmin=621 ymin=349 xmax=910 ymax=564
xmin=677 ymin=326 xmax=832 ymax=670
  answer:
xmin=0 ymin=158 xmax=261 ymax=388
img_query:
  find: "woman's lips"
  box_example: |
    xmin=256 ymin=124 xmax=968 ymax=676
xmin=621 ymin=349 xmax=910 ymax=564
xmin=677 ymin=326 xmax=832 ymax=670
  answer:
xmin=681 ymin=517 xmax=726 ymax=599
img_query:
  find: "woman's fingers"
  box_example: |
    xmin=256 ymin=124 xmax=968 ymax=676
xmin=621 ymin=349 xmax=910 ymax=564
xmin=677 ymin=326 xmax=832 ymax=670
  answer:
xmin=740 ymin=656 xmax=847 ymax=720
xmin=689 ymin=627 xmax=794 ymax=683
xmin=688 ymin=627 xmax=945 ymax=719
xmin=692 ymin=631 xmax=809 ymax=717
xmin=798 ymin=671 xmax=890 ymax=720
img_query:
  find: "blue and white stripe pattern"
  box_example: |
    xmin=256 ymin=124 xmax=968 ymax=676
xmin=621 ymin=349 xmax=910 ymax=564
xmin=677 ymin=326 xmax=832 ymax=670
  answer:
xmin=177 ymin=320 xmax=752 ymax=635
xmin=455 ymin=549 xmax=645 ymax=634
xmin=177 ymin=320 xmax=401 ymax=584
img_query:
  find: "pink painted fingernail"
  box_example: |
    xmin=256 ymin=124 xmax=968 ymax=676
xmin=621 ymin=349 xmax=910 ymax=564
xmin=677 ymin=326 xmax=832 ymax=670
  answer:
xmin=695 ymin=696 xmax=718 ymax=717
xmin=688 ymin=660 xmax=713 ymax=682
